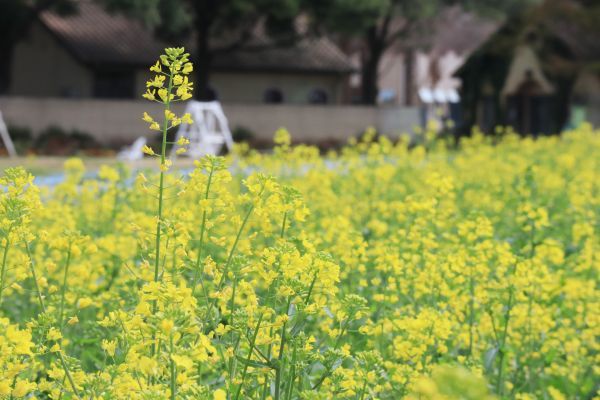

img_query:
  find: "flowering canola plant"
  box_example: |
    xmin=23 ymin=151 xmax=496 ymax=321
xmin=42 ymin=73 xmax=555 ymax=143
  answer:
xmin=0 ymin=48 xmax=599 ymax=400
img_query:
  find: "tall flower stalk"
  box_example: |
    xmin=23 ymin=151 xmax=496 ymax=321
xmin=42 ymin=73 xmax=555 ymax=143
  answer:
xmin=140 ymin=48 xmax=193 ymax=390
xmin=141 ymin=47 xmax=194 ymax=285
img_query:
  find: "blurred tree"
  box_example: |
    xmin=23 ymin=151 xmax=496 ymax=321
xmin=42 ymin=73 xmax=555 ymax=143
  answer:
xmin=306 ymin=0 xmax=540 ymax=104
xmin=101 ymin=0 xmax=302 ymax=100
xmin=0 ymin=0 xmax=77 ymax=94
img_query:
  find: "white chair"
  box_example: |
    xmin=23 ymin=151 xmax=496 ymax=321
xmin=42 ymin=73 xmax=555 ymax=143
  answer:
xmin=171 ymin=101 xmax=234 ymax=158
xmin=117 ymin=136 xmax=147 ymax=161
xmin=0 ymin=110 xmax=17 ymax=157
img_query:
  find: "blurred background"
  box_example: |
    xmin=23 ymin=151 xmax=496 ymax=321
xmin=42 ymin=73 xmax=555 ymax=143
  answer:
xmin=0 ymin=0 xmax=598 ymax=157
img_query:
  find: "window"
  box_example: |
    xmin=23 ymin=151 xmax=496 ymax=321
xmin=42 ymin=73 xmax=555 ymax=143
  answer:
xmin=308 ymin=88 xmax=328 ymax=104
xmin=263 ymin=88 xmax=284 ymax=104
xmin=93 ymin=70 xmax=135 ymax=99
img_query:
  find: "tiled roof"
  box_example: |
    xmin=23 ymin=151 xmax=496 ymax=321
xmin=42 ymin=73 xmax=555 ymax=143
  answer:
xmin=41 ymin=1 xmax=165 ymax=66
xmin=39 ymin=1 xmax=354 ymax=73
xmin=427 ymin=7 xmax=500 ymax=57
xmin=212 ymin=38 xmax=355 ymax=73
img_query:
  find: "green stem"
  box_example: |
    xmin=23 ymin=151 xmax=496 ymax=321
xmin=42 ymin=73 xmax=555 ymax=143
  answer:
xmin=171 ymin=235 xmax=178 ymax=281
xmin=288 ymin=272 xmax=318 ymax=335
xmin=261 ymin=329 xmax=275 ymax=399
xmin=496 ymin=283 xmax=514 ymax=396
xmin=260 ymin=219 xmax=288 ymax=400
xmin=280 ymin=212 xmax=287 ymax=239
xmin=58 ymin=244 xmax=72 ymax=328
xmin=285 ymin=343 xmax=297 ymax=400
xmin=227 ymin=272 xmax=238 ymax=390
xmin=25 ymin=242 xmax=81 ymax=399
xmin=152 ymin=69 xmax=174 ymax=359
xmin=274 ymin=296 xmax=292 ymax=400
xmin=358 ymin=380 xmax=368 ymax=400
xmin=25 ymin=243 xmax=46 ymax=312
xmin=154 ymin=74 xmax=174 ymax=282
xmin=169 ymin=333 xmax=176 ymax=400
xmin=233 ymin=313 xmax=265 ymax=400
xmin=205 ymin=202 xmax=256 ymax=322
xmin=0 ymin=236 xmax=11 ymax=307
xmin=468 ymin=264 xmax=475 ymax=356
xmin=191 ymin=165 xmax=215 ymax=297
xmin=110 ymin=183 xmax=120 ymax=224
xmin=312 ymin=322 xmax=349 ymax=391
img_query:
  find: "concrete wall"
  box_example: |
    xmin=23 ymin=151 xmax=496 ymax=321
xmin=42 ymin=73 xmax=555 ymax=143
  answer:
xmin=0 ymin=97 xmax=420 ymax=145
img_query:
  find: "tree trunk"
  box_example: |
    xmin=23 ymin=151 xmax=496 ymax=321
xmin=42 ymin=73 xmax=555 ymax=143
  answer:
xmin=360 ymin=54 xmax=380 ymax=105
xmin=192 ymin=0 xmax=217 ymax=101
xmin=360 ymin=27 xmax=384 ymax=105
xmin=195 ymin=29 xmax=213 ymax=101
xmin=404 ymin=47 xmax=415 ymax=106
xmin=0 ymin=40 xmax=15 ymax=95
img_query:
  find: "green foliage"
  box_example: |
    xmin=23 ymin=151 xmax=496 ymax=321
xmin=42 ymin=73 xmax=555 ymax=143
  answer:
xmin=101 ymin=0 xmax=301 ymax=44
xmin=409 ymin=365 xmax=497 ymax=400
xmin=33 ymin=126 xmax=102 ymax=155
xmin=100 ymin=0 xmax=163 ymax=28
xmin=459 ymin=0 xmax=541 ymax=18
xmin=232 ymin=126 xmax=256 ymax=143
xmin=0 ymin=0 xmax=78 ymax=37
xmin=304 ymin=0 xmax=386 ymax=35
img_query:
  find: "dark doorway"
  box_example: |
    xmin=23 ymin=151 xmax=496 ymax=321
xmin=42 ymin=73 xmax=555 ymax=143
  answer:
xmin=506 ymin=70 xmax=552 ymax=136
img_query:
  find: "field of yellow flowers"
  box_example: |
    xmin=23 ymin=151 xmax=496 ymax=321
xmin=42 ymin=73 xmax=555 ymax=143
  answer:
xmin=0 ymin=48 xmax=599 ymax=399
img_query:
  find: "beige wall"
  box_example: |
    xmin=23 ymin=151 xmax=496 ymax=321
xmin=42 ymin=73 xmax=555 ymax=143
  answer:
xmin=135 ymin=70 xmax=346 ymax=104
xmin=212 ymin=72 xmax=343 ymax=104
xmin=11 ymin=23 xmax=93 ymax=97
xmin=0 ymin=97 xmax=419 ymax=144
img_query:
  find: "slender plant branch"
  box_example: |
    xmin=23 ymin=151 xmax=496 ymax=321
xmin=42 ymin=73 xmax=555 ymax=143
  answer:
xmin=233 ymin=313 xmax=265 ymax=400
xmin=191 ymin=164 xmax=215 ymax=297
xmin=58 ymin=243 xmax=72 ymax=328
xmin=25 ymin=242 xmax=81 ymax=399
xmin=169 ymin=333 xmax=177 ymax=400
xmin=0 ymin=234 xmax=11 ymax=307
xmin=151 ymin=67 xmax=175 ymax=360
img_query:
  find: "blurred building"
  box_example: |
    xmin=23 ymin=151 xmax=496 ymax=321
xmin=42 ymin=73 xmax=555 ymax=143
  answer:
xmin=8 ymin=1 xmax=354 ymax=104
xmin=344 ymin=6 xmax=498 ymax=107
xmin=457 ymin=0 xmax=600 ymax=135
